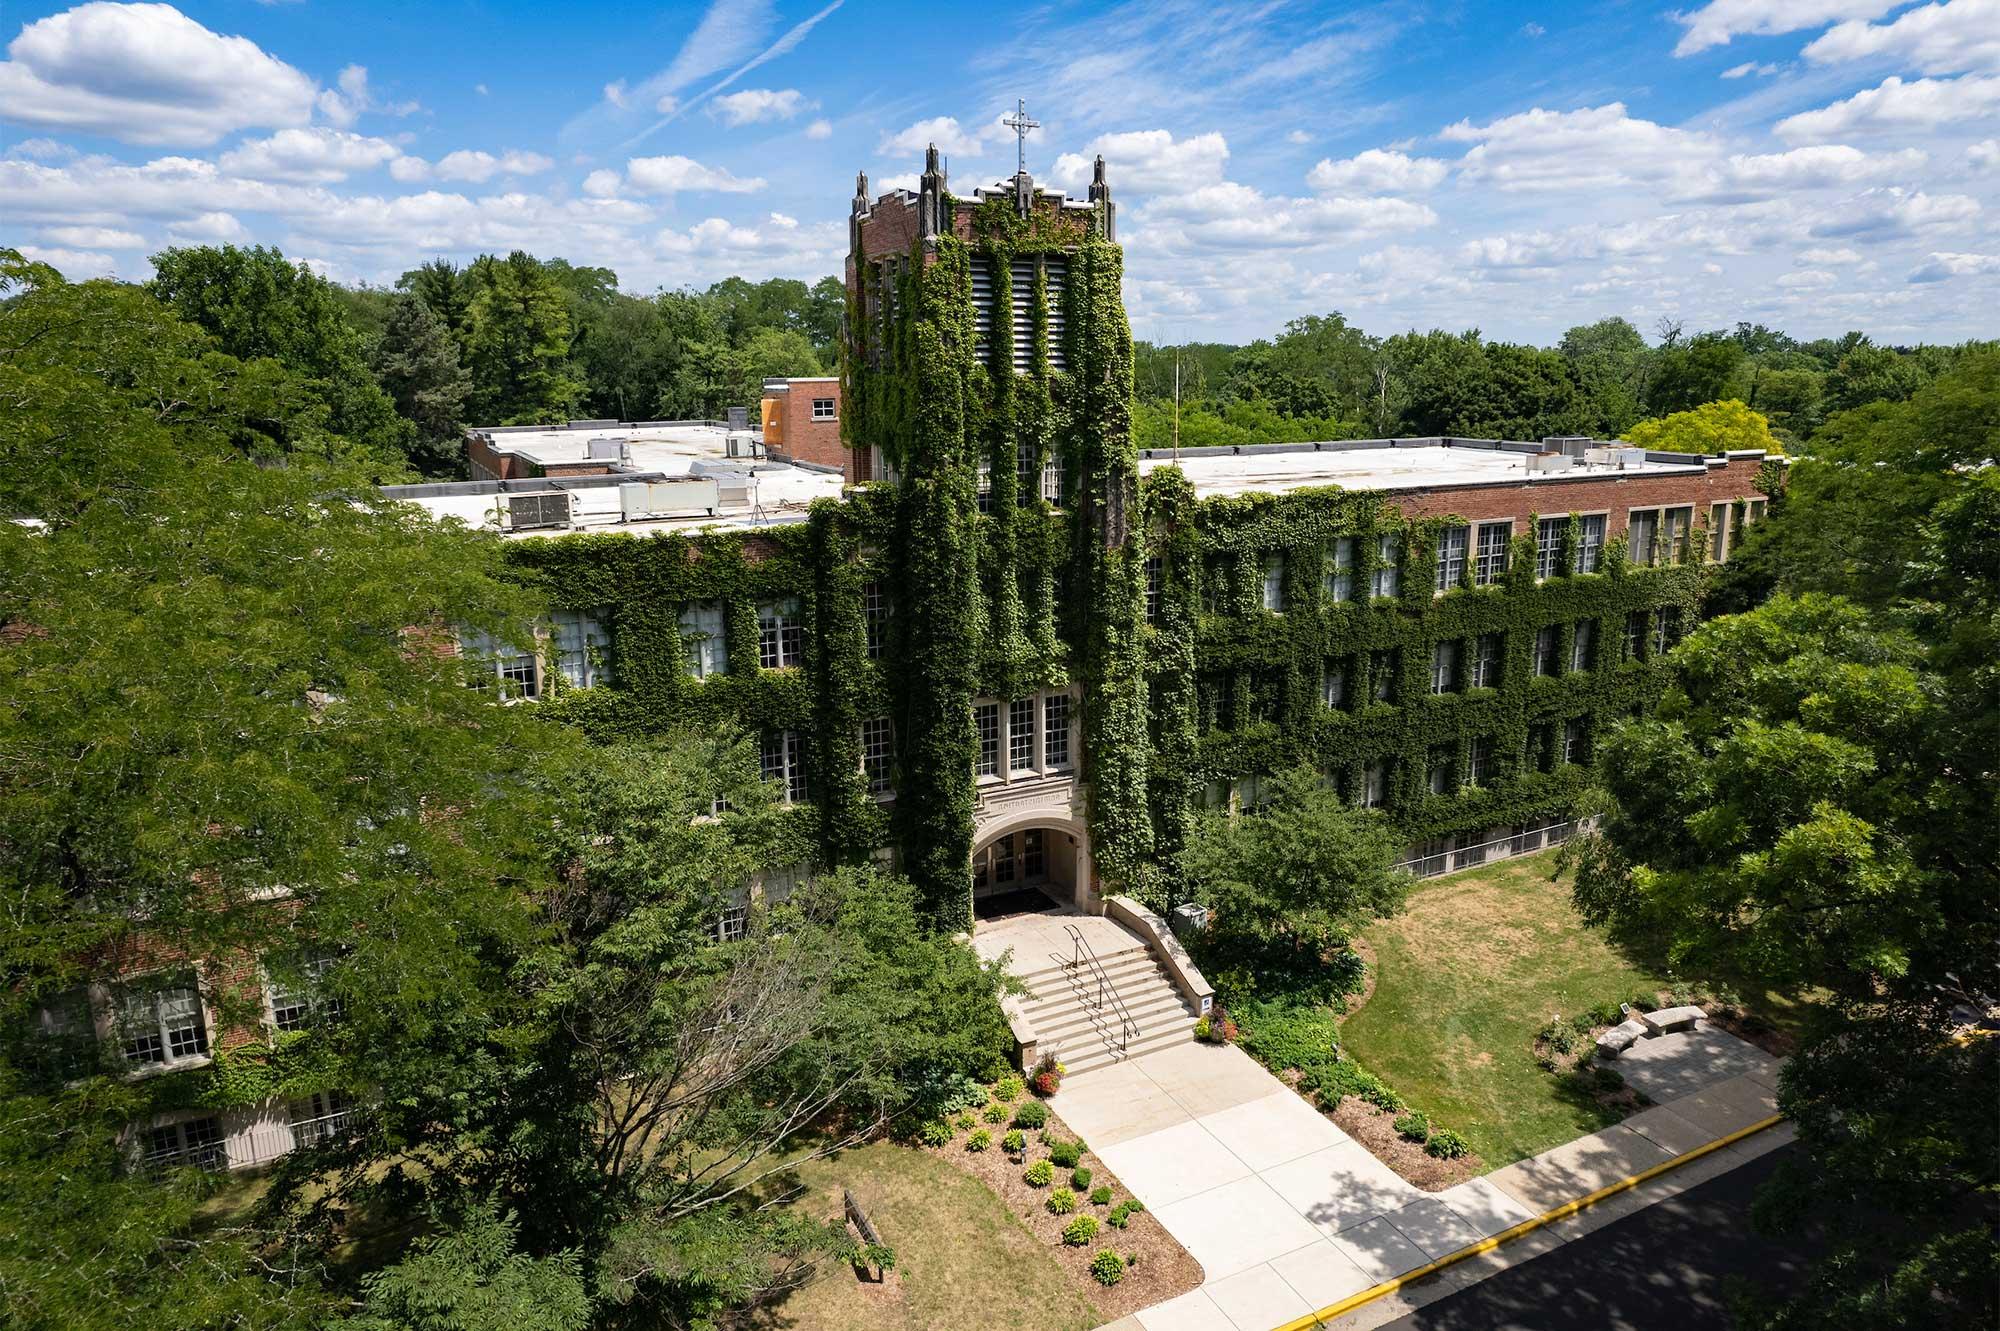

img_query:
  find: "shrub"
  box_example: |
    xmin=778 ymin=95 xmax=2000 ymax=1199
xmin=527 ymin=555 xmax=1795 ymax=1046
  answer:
xmin=1001 ymin=1129 xmax=1026 ymax=1154
xmin=1047 ymin=1139 xmax=1083 ymax=1169
xmin=1090 ymin=1250 xmax=1125 ymax=1286
xmin=862 ymin=1242 xmax=896 ymax=1274
xmin=914 ymin=1069 xmax=990 ymax=1119
xmin=1393 ymin=1112 xmax=1430 ymax=1142
xmin=1070 ymin=1166 xmax=1092 ymax=1191
xmin=1237 ymin=999 xmax=1342 ymax=1071
xmin=1012 ymin=1101 xmax=1049 ymax=1130
xmin=1361 ymin=1081 xmax=1406 ymax=1114
xmin=1105 ymin=1203 xmax=1131 ymax=1229
xmin=1090 ymin=1186 xmax=1113 ymax=1206
xmin=1062 ymin=1215 xmax=1099 ymax=1246
xmin=1194 ymin=1015 xmax=1211 ymax=1042
xmin=983 ymin=1103 xmax=1009 ymax=1124
xmin=918 ymin=1120 xmax=952 ymax=1148
xmin=953 ymin=1112 xmax=976 ymax=1132
xmin=1124 ymin=1197 xmax=1145 ymax=1214
xmin=994 ymin=1074 xmax=1025 ymax=1103
xmin=966 ymin=1129 xmax=991 ymax=1152
xmin=1024 ymin=1160 xmax=1054 ymax=1187
xmin=1045 ymin=1187 xmax=1076 ymax=1215
xmin=1426 ymin=1128 xmax=1470 ymax=1159
xmin=1032 ymin=1070 xmax=1061 ymax=1096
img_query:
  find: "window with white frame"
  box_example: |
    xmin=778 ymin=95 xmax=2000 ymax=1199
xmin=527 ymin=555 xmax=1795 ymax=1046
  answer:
xmin=975 ymin=703 xmax=1000 ymax=777
xmin=756 ymin=598 xmax=804 ymax=669
xmin=550 ymin=609 xmax=610 ymax=688
xmin=1373 ymin=532 xmax=1401 ymax=599
xmin=1371 ymin=650 xmax=1396 ymax=703
xmin=1322 ymin=662 xmax=1347 ymax=708
xmin=1009 ymin=698 xmax=1036 ymax=771
xmin=1016 ymin=440 xmax=1037 ymax=501
xmin=459 ymin=630 xmax=537 ymax=699
xmin=1468 ymin=735 xmax=1494 ymax=786
xmin=1576 ymin=514 xmax=1606 ymax=574
xmin=1744 ymin=497 xmax=1767 ymax=525
xmin=1474 ymin=521 xmax=1512 ymax=585
xmin=679 ymin=601 xmax=727 ymax=678
xmin=1534 ymin=625 xmax=1561 ymax=677
xmin=1536 ymin=517 xmax=1564 ymax=579
xmin=1041 ymin=453 xmax=1064 ymax=505
xmin=1661 ymin=506 xmax=1693 ymax=564
xmin=1326 ymin=537 xmax=1355 ymax=603
xmin=1571 ymin=619 xmax=1596 ymax=672
xmin=1434 ymin=526 xmax=1468 ymax=592
xmin=266 ymin=952 xmax=341 ymax=1033
xmin=860 ymin=717 xmax=893 ymax=797
xmin=713 ymin=900 xmax=749 ymax=942
xmin=1627 ymin=509 xmax=1660 ymax=567
xmin=1361 ymin=760 xmax=1389 ymax=809
xmin=1043 ymin=693 xmax=1072 ymax=769
xmin=862 ymin=582 xmax=888 ymax=660
xmin=1625 ymin=610 xmax=1648 ymax=659
xmin=1471 ymin=633 xmax=1502 ymax=688
xmin=976 ymin=458 xmax=993 ymax=514
xmin=1654 ymin=605 xmax=1683 ymax=655
xmin=142 ymin=1115 xmax=225 ymax=1171
xmin=1261 ymin=554 xmax=1285 ymax=611
xmin=1563 ymin=718 xmax=1589 ymax=764
xmin=811 ymin=396 xmax=836 ymax=421
xmin=1430 ymin=640 xmax=1458 ymax=695
xmin=118 ymin=976 xmax=208 ymax=1067
xmin=289 ymin=1089 xmax=355 ymax=1146
xmin=760 ymin=730 xmax=808 ymax=803
xmin=1144 ymin=556 xmax=1162 ymax=624
xmin=1709 ymin=502 xmax=1732 ymax=561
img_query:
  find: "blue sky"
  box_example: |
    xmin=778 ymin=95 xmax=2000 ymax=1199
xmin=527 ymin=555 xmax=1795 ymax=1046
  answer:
xmin=4 ymin=0 xmax=1997 ymax=344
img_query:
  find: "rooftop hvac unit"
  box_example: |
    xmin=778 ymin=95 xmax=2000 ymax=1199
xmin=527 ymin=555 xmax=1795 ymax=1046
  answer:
xmin=1543 ymin=435 xmax=1594 ymax=458
xmin=726 ymin=406 xmax=749 ymax=430
xmin=619 ymin=479 xmax=720 ymax=521
xmin=506 ymin=491 xmax=571 ymax=530
xmin=724 ymin=433 xmax=765 ymax=460
xmin=585 ymin=437 xmax=629 ymax=462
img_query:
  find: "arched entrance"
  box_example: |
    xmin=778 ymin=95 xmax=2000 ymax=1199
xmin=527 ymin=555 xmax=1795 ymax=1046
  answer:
xmin=971 ymin=817 xmax=1090 ymax=920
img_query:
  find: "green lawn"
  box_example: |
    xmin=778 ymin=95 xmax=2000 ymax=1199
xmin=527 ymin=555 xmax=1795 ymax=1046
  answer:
xmin=1340 ymin=851 xmax=1670 ymax=1168
xmin=768 ymin=1140 xmax=1104 ymax=1331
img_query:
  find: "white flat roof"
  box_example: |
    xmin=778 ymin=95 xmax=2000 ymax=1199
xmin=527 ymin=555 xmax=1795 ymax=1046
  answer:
xmin=472 ymin=420 xmax=757 ymax=476
xmin=1139 ymin=439 xmax=1728 ymax=499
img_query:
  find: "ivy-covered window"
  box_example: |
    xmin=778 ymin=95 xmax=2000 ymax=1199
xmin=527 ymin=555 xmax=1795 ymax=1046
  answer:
xmin=1661 ymin=506 xmax=1694 ymax=564
xmin=1624 ymin=610 xmax=1648 ymax=660
xmin=1535 ymin=518 xmax=1564 ymax=579
xmin=290 ymin=1089 xmax=356 ymax=1147
xmin=1361 ymin=760 xmax=1390 ymax=808
xmin=1261 ymin=555 xmax=1285 ymax=612
xmin=1427 ymin=745 xmax=1454 ymax=795
xmin=760 ymin=730 xmax=808 ymax=804
xmin=713 ymin=898 xmax=749 ymax=943
xmin=1471 ymin=633 xmax=1502 ymax=688
xmin=460 ymin=629 xmax=537 ymax=699
xmin=1041 ymin=454 xmax=1065 ymax=505
xmin=1044 ymin=694 xmax=1072 ymax=768
xmin=1009 ymin=698 xmax=1036 ymax=772
xmin=1321 ymin=662 xmax=1347 ymax=709
xmin=142 ymin=1116 xmax=225 ymax=1172
xmin=117 ymin=976 xmax=208 ymax=1067
xmin=1577 ymin=514 xmax=1607 ymax=573
xmin=1371 ymin=651 xmax=1396 ymax=704
xmin=1202 ymin=557 xmax=1229 ymax=614
xmin=1709 ymin=502 xmax=1732 ymax=561
xmin=974 ymin=704 xmax=1000 ymax=777
xmin=1430 ymin=640 xmax=1458 ymax=695
xmin=862 ymin=582 xmax=888 ymax=660
xmin=1528 ymin=722 xmax=1555 ymax=772
xmin=976 ymin=458 xmax=993 ymax=514
xmin=1434 ymin=526 xmax=1468 ymax=592
xmin=1571 ymin=619 xmax=1596 ymax=672
xmin=1474 ymin=521 xmax=1512 ymax=586
xmin=1016 ymin=440 xmax=1037 ymax=502
xmin=1468 ymin=736 xmax=1494 ymax=786
xmin=1373 ymin=532 xmax=1401 ymax=599
xmin=679 ymin=602 xmax=727 ymax=678
xmin=1144 ymin=557 xmax=1162 ymax=624
xmin=1628 ymin=509 xmax=1660 ymax=567
xmin=1655 ymin=606 xmax=1684 ymax=655
xmin=860 ymin=717 xmax=893 ymax=798
xmin=1563 ymin=718 xmax=1590 ymax=764
xmin=265 ymin=952 xmax=341 ymax=1032
xmin=1534 ymin=625 xmax=1561 ymax=677
xmin=548 ymin=609 xmax=609 ymax=688
xmin=756 ymin=598 xmax=804 ymax=670
xmin=33 ymin=989 xmax=96 ymax=1081
xmin=1326 ymin=537 xmax=1354 ymax=603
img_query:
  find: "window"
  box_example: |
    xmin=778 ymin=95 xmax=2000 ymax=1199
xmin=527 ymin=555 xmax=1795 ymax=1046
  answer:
xmin=713 ymin=901 xmax=749 ymax=942
xmin=811 ymin=396 xmax=835 ymax=421
xmin=1571 ymin=620 xmax=1596 ymax=672
xmin=1474 ymin=521 xmax=1512 ymax=586
xmin=975 ymin=703 xmax=1000 ymax=777
xmin=862 ymin=582 xmax=888 ymax=660
xmin=550 ymin=609 xmax=609 ymax=688
xmin=1041 ymin=453 xmax=1065 ymax=505
xmin=1576 ymin=514 xmax=1607 ymax=574
xmin=860 ymin=717 xmax=893 ymax=797
xmin=1471 ymin=633 xmax=1502 ymax=689
xmin=1427 ymin=745 xmax=1453 ymax=795
xmin=1661 ymin=506 xmax=1693 ymax=564
xmin=756 ymin=598 xmax=804 ymax=669
xmin=1202 ymin=556 xmax=1228 ymax=615
xmin=1434 ymin=526 xmax=1467 ymax=592
xmin=460 ymin=630 xmax=537 ymax=699
xmin=679 ymin=601 xmax=727 ymax=678
xmin=976 ymin=458 xmax=993 ymax=514
xmin=1144 ymin=557 xmax=1162 ymax=624
xmin=33 ymin=990 xmax=94 ymax=1081
xmin=1654 ymin=606 xmax=1684 ymax=655
xmin=1016 ymin=440 xmax=1037 ymax=502
xmin=1373 ymin=532 xmax=1401 ymax=599
xmin=1536 ymin=517 xmax=1564 ymax=580
xmin=1261 ymin=554 xmax=1285 ymax=612
xmin=1371 ymin=651 xmax=1396 ymax=704
xmin=1322 ymin=663 xmax=1347 ymax=709
xmin=1709 ymin=502 xmax=1732 ymax=561
xmin=142 ymin=1116 xmax=225 ymax=1172
xmin=1009 ymin=698 xmax=1036 ymax=772
xmin=1361 ymin=760 xmax=1389 ymax=809
xmin=1237 ymin=774 xmax=1269 ymax=811
xmin=1326 ymin=537 xmax=1354 ymax=603
xmin=1528 ymin=722 xmax=1555 ymax=772
xmin=1563 ymin=719 xmax=1590 ymax=765
xmin=761 ymin=730 xmax=807 ymax=803
xmin=1022 ymin=828 xmax=1046 ymax=879
xmin=1430 ymin=640 xmax=1458 ymax=695
xmin=266 ymin=953 xmax=340 ymax=1033
xmin=1468 ymin=736 xmax=1494 ymax=786
xmin=1625 ymin=610 xmax=1648 ymax=660
xmin=290 ymin=1089 xmax=355 ymax=1147
xmin=1534 ymin=625 xmax=1561 ymax=677
xmin=1744 ymin=497 xmax=1768 ymax=526
xmin=118 ymin=978 xmax=207 ymax=1067
xmin=1627 ymin=509 xmax=1659 ymax=567
xmin=1043 ymin=694 xmax=1072 ymax=768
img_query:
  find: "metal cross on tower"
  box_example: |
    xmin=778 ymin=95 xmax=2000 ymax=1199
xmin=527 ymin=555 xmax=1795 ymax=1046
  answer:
xmin=1002 ymin=98 xmax=1039 ymax=177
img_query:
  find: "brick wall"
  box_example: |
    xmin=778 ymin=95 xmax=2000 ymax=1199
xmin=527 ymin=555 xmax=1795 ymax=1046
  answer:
xmin=1385 ymin=456 xmax=1773 ymax=537
xmin=775 ymin=381 xmax=847 ymax=474
xmin=466 ymin=433 xmax=512 ymax=480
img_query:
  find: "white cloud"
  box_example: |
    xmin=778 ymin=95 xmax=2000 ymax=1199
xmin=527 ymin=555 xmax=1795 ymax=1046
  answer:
xmin=1907 ymin=250 xmax=2000 ymax=281
xmin=1672 ymin=0 xmax=1901 ymax=56
xmin=1799 ymin=245 xmax=1864 ymax=263
xmin=1306 ymin=148 xmax=1447 ymax=194
xmin=389 ymin=156 xmax=430 ymax=183
xmin=1721 ymin=61 xmax=1779 ymax=78
xmin=1804 ymin=0 xmax=2000 ymax=76
xmin=41 ymin=223 xmax=141 ymax=247
xmin=581 ymin=168 xmax=622 ymax=198
xmin=1522 ymin=22 xmax=1546 ymax=37
xmin=1445 ymin=104 xmax=1714 ymax=192
xmin=603 ymin=80 xmax=631 ymax=109
xmin=624 ymin=154 xmax=765 ymax=194
xmin=1285 ymin=129 xmax=1311 ymax=145
xmin=1777 ymin=268 xmax=1838 ymax=287
xmin=17 ymin=243 xmax=117 ymax=277
xmin=0 ymin=1 xmax=317 ymax=145
xmin=655 ymin=94 xmax=679 ymax=115
xmin=1139 ymin=182 xmax=1437 ymax=251
xmin=431 ymin=149 xmax=556 ymax=183
xmin=6 ymin=136 xmax=75 ymax=160
xmin=709 ymin=87 xmax=811 ymax=125
xmin=314 ymin=64 xmax=417 ymax=128
xmin=1050 ymin=130 xmax=1229 ymax=193
xmin=1972 ymin=139 xmax=2000 ymax=168
xmin=1809 ymin=186 xmax=1980 ymax=239
xmin=219 ymin=127 xmax=402 ymax=183
xmin=168 ymin=211 xmax=247 ymax=241
xmin=1777 ymin=74 xmax=2000 ymax=139
xmin=805 ymin=117 xmax=832 ymax=140
xmin=879 ymin=115 xmax=991 ymax=158
xmin=1674 ymin=144 xmax=1927 ymax=202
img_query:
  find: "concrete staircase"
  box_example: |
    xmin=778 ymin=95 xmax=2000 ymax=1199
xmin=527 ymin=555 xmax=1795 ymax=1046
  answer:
xmin=1014 ymin=933 xmax=1200 ymax=1076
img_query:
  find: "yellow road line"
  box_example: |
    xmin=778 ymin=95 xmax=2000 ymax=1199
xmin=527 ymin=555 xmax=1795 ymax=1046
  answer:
xmin=1270 ymin=1114 xmax=1785 ymax=1331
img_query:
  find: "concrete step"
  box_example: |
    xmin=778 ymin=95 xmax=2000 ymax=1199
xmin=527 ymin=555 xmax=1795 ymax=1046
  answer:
xmin=1056 ymin=1021 xmax=1200 ymax=1076
xmin=1019 ymin=962 xmax=1178 ymax=1012
xmin=1010 ymin=948 xmax=1152 ymax=989
xmin=1014 ymin=953 xmax=1161 ymax=999
xmin=1027 ymin=989 xmax=1195 ymax=1044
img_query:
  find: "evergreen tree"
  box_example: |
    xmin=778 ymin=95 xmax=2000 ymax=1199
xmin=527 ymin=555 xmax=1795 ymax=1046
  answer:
xmin=373 ymin=294 xmax=473 ymax=477
xmin=465 ymin=251 xmax=583 ymax=425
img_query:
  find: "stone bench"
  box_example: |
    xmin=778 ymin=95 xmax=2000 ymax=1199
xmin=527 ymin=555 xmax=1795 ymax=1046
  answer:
xmin=1595 ymin=1017 xmax=1651 ymax=1060
xmin=1640 ymin=1005 xmax=1706 ymax=1036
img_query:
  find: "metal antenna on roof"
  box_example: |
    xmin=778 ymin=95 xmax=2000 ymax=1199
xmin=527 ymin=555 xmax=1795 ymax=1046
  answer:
xmin=1002 ymin=98 xmax=1039 ymax=177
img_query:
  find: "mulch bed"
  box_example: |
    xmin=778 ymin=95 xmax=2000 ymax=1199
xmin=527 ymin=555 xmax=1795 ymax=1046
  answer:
xmin=1270 ymin=1064 xmax=1485 ymax=1192
xmin=923 ymin=1096 xmax=1202 ymax=1320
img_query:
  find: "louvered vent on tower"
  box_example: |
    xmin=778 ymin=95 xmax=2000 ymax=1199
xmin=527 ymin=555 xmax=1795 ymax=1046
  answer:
xmin=970 ymin=257 xmax=995 ymax=362
xmin=1009 ymin=258 xmax=1035 ymax=375
xmin=1044 ymin=257 xmax=1067 ymax=372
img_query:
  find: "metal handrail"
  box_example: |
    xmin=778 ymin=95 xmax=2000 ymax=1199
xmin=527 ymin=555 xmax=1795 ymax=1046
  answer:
xmin=1064 ymin=924 xmax=1137 ymax=1051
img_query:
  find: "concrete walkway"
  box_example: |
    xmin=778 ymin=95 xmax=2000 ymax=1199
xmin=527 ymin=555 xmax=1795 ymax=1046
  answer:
xmin=1080 ymin=1026 xmax=1784 ymax=1331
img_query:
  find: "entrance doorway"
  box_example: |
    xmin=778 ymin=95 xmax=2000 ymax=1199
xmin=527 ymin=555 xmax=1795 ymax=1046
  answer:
xmin=971 ymin=825 xmax=1078 ymax=920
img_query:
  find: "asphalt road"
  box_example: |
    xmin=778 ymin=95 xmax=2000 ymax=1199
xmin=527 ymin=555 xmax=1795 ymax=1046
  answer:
xmin=1370 ymin=1146 xmax=1819 ymax=1331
